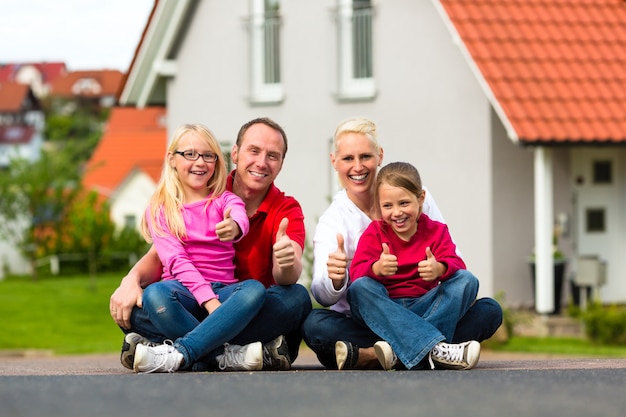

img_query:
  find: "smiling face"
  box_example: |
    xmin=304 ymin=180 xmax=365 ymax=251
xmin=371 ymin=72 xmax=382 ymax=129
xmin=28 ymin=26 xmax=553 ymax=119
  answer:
xmin=332 ymin=132 xmax=383 ymax=204
xmin=378 ymin=181 xmax=425 ymax=241
xmin=231 ymin=122 xmax=285 ymax=195
xmin=169 ymin=130 xmax=217 ymax=202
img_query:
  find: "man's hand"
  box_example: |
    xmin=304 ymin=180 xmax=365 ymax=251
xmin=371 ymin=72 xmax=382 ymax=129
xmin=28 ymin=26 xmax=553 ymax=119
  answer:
xmin=273 ymin=217 xmax=295 ymax=269
xmin=327 ymin=233 xmax=348 ymax=289
xmin=109 ymin=276 xmax=143 ymax=330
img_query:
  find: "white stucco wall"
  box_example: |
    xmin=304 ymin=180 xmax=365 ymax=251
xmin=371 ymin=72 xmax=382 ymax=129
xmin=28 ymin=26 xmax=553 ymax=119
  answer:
xmin=146 ymin=0 xmax=551 ymax=301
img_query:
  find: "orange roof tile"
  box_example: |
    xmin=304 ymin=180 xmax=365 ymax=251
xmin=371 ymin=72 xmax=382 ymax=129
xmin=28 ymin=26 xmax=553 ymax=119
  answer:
xmin=83 ymin=107 xmax=167 ymax=197
xmin=50 ymin=70 xmax=125 ymax=98
xmin=439 ymin=0 xmax=626 ymax=144
xmin=0 ymin=82 xmax=30 ymax=112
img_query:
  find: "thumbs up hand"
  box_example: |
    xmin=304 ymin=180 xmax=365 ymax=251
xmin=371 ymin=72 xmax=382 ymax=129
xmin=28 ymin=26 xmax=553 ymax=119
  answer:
xmin=374 ymin=243 xmax=398 ymax=276
xmin=273 ymin=217 xmax=295 ymax=269
xmin=327 ymin=233 xmax=348 ymax=288
xmin=417 ymin=247 xmax=441 ymax=281
xmin=216 ymin=207 xmax=241 ymax=242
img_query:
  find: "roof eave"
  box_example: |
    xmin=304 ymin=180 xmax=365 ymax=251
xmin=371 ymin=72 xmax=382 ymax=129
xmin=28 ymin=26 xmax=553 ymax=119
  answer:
xmin=118 ymin=0 xmax=193 ymax=108
xmin=432 ymin=0 xmax=520 ymax=144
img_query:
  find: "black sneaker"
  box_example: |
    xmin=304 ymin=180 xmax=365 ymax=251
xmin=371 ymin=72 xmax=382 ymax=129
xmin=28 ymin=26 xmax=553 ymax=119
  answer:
xmin=335 ymin=341 xmax=359 ymax=370
xmin=120 ymin=332 xmax=155 ymax=370
xmin=262 ymin=335 xmax=291 ymax=371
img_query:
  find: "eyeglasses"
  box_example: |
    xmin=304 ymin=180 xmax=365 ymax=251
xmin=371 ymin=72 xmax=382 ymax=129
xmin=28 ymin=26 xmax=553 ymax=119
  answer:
xmin=174 ymin=150 xmax=218 ymax=163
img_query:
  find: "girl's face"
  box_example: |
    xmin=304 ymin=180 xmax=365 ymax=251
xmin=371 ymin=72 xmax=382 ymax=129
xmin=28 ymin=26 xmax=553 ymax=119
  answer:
xmin=169 ymin=131 xmax=217 ymax=202
xmin=378 ymin=182 xmax=425 ymax=241
xmin=332 ymin=132 xmax=382 ymax=199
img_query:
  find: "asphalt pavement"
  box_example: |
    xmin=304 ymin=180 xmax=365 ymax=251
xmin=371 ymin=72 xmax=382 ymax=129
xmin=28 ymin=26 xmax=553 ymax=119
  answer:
xmin=1 ymin=348 xmax=625 ymax=417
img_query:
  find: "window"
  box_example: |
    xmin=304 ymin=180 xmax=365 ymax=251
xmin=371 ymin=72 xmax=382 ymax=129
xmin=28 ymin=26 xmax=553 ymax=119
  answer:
xmin=586 ymin=208 xmax=605 ymax=233
xmin=336 ymin=0 xmax=375 ymax=101
xmin=592 ymin=160 xmax=612 ymax=184
xmin=249 ymin=0 xmax=283 ymax=104
xmin=124 ymin=215 xmax=136 ymax=231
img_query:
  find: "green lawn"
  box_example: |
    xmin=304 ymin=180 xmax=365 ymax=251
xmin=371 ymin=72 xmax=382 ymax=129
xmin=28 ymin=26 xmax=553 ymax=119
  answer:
xmin=2 ymin=273 xmax=626 ymax=357
xmin=0 ymin=273 xmax=125 ymax=355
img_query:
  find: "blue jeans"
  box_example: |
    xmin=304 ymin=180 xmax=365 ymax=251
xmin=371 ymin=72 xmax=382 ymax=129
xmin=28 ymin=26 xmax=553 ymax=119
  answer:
xmin=301 ymin=295 xmax=501 ymax=369
xmin=129 ymin=279 xmax=266 ymax=370
xmin=128 ymin=281 xmax=312 ymax=369
xmin=348 ymin=270 xmax=480 ymax=369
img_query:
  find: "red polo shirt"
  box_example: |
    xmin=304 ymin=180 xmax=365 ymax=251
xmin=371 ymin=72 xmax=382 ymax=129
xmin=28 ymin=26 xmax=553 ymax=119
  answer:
xmin=227 ymin=171 xmax=305 ymax=288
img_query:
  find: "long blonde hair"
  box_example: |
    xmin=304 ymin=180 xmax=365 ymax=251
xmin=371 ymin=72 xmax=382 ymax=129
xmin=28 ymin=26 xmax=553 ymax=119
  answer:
xmin=141 ymin=123 xmax=227 ymax=242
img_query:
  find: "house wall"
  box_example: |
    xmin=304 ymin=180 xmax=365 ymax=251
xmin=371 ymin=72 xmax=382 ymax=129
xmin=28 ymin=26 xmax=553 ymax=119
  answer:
xmin=156 ymin=0 xmax=509 ymax=295
xmin=111 ymin=171 xmax=157 ymax=232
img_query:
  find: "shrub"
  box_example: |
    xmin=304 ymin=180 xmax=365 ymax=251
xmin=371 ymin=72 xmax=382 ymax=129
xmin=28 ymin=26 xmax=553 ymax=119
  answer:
xmin=579 ymin=302 xmax=626 ymax=345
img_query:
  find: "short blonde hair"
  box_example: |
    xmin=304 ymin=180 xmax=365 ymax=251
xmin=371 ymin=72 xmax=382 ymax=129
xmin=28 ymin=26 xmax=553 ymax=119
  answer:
xmin=333 ymin=117 xmax=381 ymax=154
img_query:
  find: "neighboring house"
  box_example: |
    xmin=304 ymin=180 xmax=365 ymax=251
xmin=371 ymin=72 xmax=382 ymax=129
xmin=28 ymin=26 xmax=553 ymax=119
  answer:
xmin=117 ymin=0 xmax=626 ymax=311
xmin=50 ymin=69 xmax=125 ymax=110
xmin=82 ymin=106 xmax=167 ymax=232
xmin=0 ymin=62 xmax=67 ymax=98
xmin=0 ymin=82 xmax=44 ymax=166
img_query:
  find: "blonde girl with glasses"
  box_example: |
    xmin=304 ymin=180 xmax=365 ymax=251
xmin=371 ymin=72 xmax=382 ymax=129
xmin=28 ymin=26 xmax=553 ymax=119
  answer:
xmin=129 ymin=123 xmax=267 ymax=373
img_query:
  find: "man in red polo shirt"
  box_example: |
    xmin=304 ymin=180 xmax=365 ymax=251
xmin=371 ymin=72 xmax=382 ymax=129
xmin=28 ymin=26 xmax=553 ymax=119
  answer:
xmin=109 ymin=117 xmax=311 ymax=371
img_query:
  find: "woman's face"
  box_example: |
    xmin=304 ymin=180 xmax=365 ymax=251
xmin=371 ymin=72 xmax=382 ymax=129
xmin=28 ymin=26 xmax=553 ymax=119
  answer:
xmin=332 ymin=132 xmax=382 ymax=199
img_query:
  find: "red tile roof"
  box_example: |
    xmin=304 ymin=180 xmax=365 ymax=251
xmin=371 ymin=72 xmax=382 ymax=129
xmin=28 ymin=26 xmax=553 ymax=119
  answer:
xmin=0 ymin=82 xmax=29 ymax=112
xmin=50 ymin=70 xmax=125 ymax=98
xmin=83 ymin=107 xmax=167 ymax=197
xmin=0 ymin=62 xmax=67 ymax=84
xmin=439 ymin=0 xmax=626 ymax=144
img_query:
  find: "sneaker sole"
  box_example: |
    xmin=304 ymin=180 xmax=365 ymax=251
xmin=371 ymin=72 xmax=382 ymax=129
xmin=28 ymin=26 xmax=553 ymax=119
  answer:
xmin=374 ymin=341 xmax=395 ymax=371
xmin=335 ymin=341 xmax=348 ymax=370
xmin=120 ymin=333 xmax=141 ymax=370
xmin=133 ymin=343 xmax=148 ymax=373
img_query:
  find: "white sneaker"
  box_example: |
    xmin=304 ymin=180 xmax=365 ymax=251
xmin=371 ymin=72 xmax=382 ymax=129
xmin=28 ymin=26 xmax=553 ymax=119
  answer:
xmin=217 ymin=342 xmax=263 ymax=371
xmin=133 ymin=340 xmax=184 ymax=373
xmin=428 ymin=341 xmax=480 ymax=370
xmin=120 ymin=332 xmax=156 ymax=370
xmin=374 ymin=341 xmax=399 ymax=371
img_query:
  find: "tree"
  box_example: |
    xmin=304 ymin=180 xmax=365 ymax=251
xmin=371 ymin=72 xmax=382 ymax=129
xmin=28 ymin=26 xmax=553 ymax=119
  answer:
xmin=0 ymin=147 xmax=81 ymax=279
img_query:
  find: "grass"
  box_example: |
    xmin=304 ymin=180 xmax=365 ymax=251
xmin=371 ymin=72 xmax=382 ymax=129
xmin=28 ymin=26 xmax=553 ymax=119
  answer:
xmin=2 ymin=273 xmax=626 ymax=357
xmin=0 ymin=273 xmax=124 ymax=355
xmin=486 ymin=336 xmax=626 ymax=358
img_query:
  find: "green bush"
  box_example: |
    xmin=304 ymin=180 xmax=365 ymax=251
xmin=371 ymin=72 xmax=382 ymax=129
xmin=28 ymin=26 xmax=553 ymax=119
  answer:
xmin=579 ymin=303 xmax=626 ymax=345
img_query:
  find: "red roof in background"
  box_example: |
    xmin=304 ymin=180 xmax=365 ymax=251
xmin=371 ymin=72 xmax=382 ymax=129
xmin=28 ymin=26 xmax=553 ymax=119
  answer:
xmin=83 ymin=107 xmax=167 ymax=196
xmin=0 ymin=62 xmax=67 ymax=84
xmin=50 ymin=70 xmax=125 ymax=98
xmin=0 ymin=82 xmax=29 ymax=112
xmin=439 ymin=0 xmax=626 ymax=144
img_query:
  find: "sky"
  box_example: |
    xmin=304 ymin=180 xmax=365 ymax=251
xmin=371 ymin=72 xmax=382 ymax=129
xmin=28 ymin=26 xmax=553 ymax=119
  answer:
xmin=1 ymin=0 xmax=154 ymax=72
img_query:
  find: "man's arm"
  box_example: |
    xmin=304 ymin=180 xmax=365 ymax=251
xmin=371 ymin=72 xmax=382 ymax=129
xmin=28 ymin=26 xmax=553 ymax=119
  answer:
xmin=109 ymin=246 xmax=162 ymax=330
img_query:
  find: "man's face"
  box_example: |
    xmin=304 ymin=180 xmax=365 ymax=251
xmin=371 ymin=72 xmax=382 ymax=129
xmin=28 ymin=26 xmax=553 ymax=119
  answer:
xmin=231 ymin=123 xmax=285 ymax=193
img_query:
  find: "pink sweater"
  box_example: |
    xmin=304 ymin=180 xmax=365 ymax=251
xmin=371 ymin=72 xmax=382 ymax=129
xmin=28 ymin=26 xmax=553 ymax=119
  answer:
xmin=148 ymin=191 xmax=249 ymax=305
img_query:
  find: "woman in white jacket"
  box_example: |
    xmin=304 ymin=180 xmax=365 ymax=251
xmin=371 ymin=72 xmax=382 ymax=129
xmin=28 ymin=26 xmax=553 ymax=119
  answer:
xmin=302 ymin=117 xmax=503 ymax=369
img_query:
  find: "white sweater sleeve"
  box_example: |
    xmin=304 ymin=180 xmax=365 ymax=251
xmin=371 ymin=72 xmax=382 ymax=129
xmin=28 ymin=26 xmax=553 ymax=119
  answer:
xmin=310 ymin=212 xmax=348 ymax=307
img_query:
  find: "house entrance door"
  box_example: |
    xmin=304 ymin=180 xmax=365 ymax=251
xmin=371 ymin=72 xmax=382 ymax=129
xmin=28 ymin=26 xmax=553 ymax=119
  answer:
xmin=571 ymin=148 xmax=625 ymax=303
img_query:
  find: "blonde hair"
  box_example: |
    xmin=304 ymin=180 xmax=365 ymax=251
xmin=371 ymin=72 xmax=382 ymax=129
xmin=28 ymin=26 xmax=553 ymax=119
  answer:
xmin=141 ymin=123 xmax=227 ymax=243
xmin=333 ymin=117 xmax=381 ymax=154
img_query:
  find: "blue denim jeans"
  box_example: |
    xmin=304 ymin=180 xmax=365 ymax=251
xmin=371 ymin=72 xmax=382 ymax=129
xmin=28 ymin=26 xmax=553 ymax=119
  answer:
xmin=301 ymin=295 xmax=502 ymax=369
xmin=348 ymin=270 xmax=480 ymax=369
xmin=128 ymin=279 xmax=266 ymax=370
xmin=128 ymin=281 xmax=312 ymax=369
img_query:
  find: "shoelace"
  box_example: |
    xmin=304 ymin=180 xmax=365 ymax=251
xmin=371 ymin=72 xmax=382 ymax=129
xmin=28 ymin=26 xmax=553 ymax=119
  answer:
xmin=218 ymin=343 xmax=245 ymax=370
xmin=428 ymin=343 xmax=465 ymax=369
xmin=145 ymin=340 xmax=179 ymax=373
